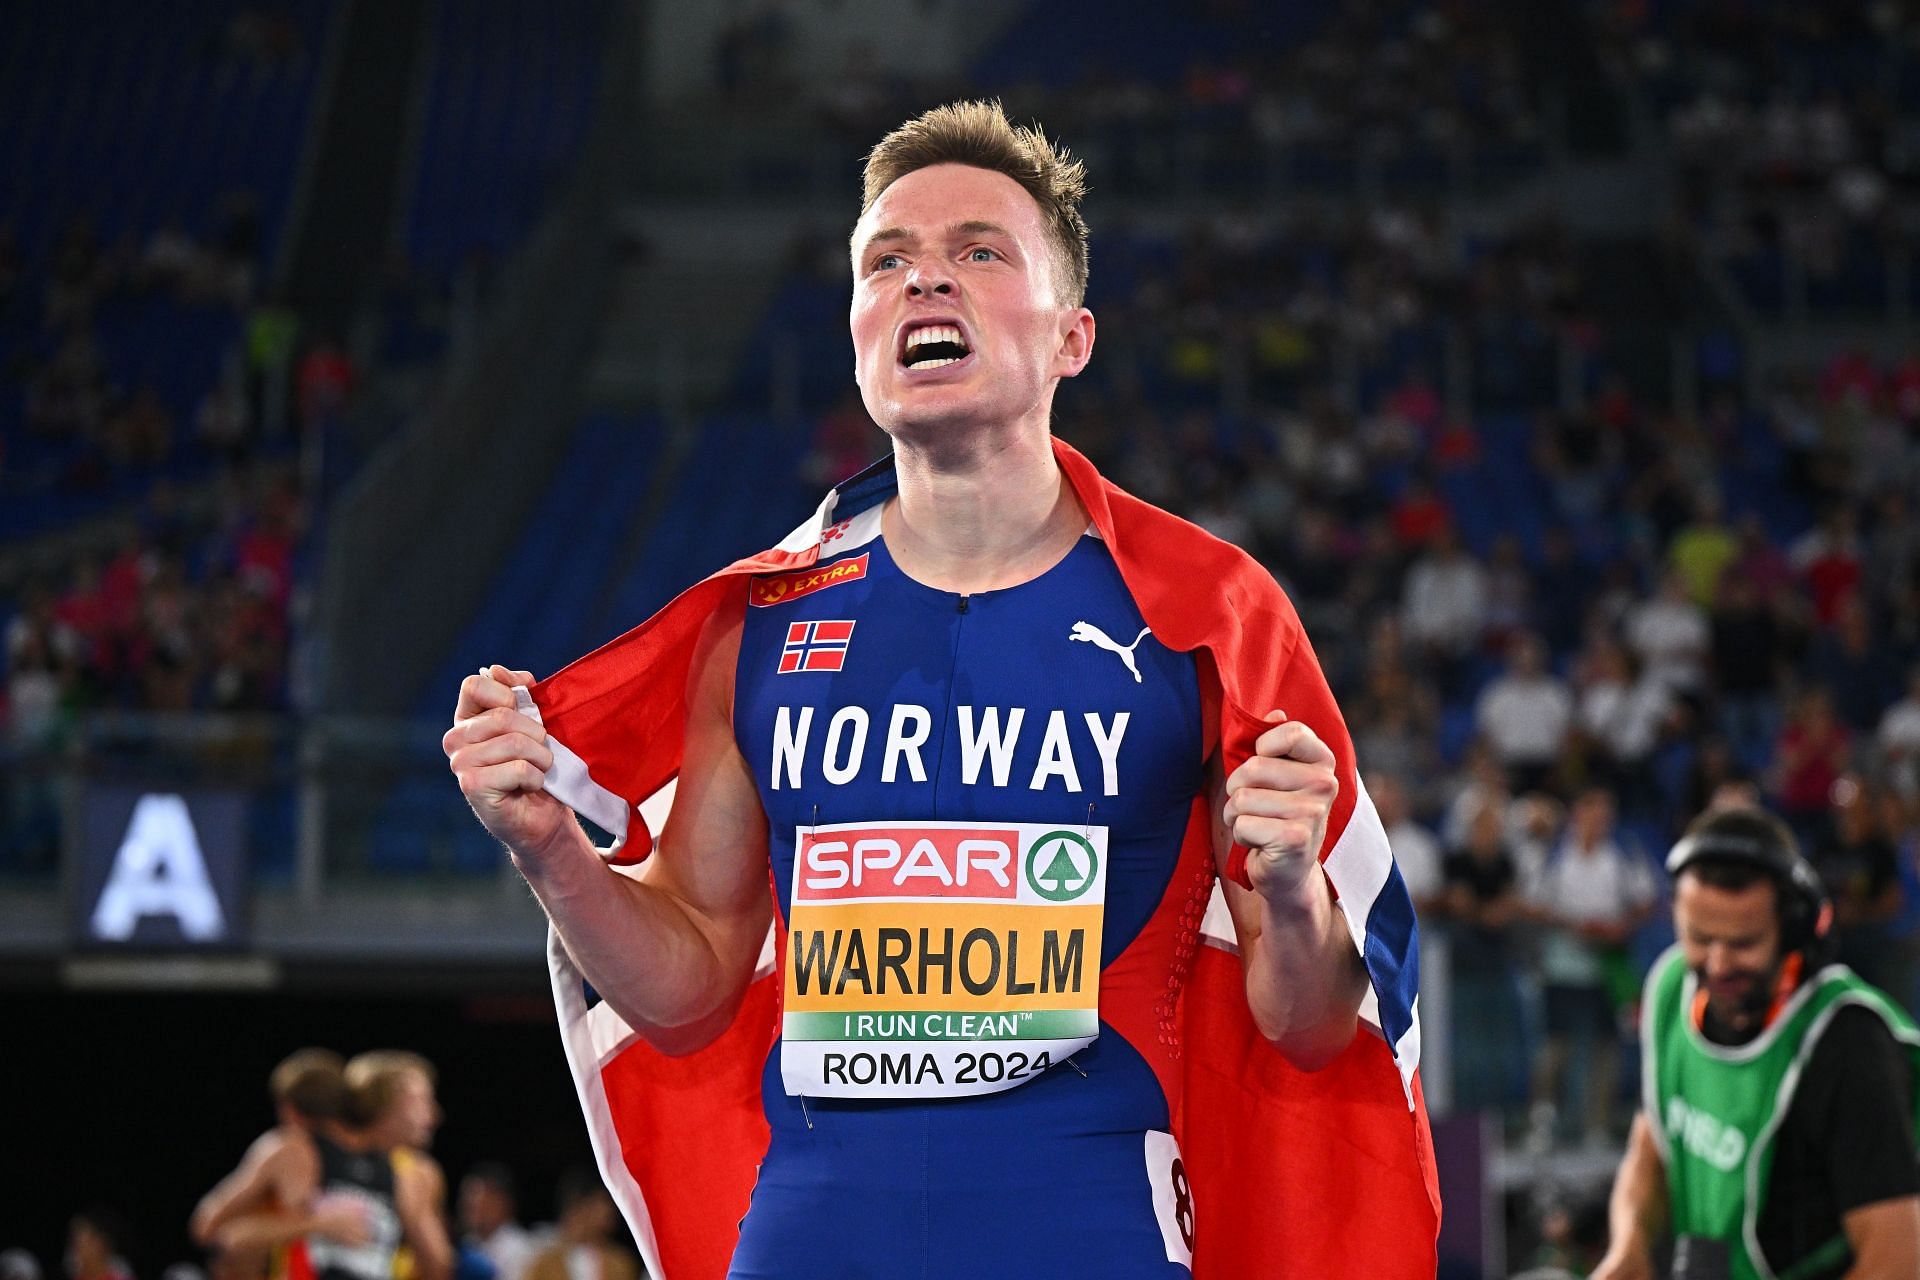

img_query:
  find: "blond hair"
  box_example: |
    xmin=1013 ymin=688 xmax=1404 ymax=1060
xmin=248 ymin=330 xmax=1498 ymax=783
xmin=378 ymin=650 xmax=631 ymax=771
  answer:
xmin=269 ymin=1047 xmax=348 ymax=1120
xmin=345 ymin=1049 xmax=435 ymax=1126
xmin=861 ymin=99 xmax=1089 ymax=306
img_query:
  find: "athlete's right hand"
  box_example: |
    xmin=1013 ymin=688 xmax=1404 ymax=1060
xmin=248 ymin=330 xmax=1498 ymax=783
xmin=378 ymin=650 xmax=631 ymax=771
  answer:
xmin=444 ymin=664 xmax=567 ymax=857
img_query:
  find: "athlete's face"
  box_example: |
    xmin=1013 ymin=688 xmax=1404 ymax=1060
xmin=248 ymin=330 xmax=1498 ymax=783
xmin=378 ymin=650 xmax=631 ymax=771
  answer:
xmin=1675 ymin=874 xmax=1784 ymax=1029
xmin=392 ymin=1068 xmax=441 ymax=1148
xmin=849 ymin=163 xmax=1092 ymax=443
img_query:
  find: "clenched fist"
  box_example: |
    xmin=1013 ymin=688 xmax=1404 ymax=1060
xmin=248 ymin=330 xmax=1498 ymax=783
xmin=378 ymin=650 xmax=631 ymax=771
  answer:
xmin=443 ymin=665 xmax=568 ymax=857
xmin=1222 ymin=710 xmax=1339 ymax=902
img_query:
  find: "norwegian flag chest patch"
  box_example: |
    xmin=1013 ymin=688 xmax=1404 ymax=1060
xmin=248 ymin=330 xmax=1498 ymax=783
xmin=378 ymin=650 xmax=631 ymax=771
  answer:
xmin=778 ymin=620 xmax=855 ymax=673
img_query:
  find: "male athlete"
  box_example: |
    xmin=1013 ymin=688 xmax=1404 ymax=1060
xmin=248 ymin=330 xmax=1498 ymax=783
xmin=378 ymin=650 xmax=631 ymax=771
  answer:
xmin=191 ymin=1048 xmax=355 ymax=1256
xmin=445 ymin=101 xmax=1434 ymax=1277
xmin=205 ymin=1051 xmax=453 ymax=1280
xmin=1594 ymin=806 xmax=1920 ymax=1280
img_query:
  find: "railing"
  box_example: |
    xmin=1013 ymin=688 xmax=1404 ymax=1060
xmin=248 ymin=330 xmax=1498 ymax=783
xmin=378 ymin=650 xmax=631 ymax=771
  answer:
xmin=0 ymin=712 xmax=542 ymax=963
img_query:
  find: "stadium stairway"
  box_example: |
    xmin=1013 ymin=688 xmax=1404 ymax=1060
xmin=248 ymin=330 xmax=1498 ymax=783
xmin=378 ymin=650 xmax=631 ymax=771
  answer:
xmin=367 ymin=412 xmax=666 ymax=875
xmin=365 ymin=407 xmax=812 ymax=875
xmin=402 ymin=0 xmax=606 ymax=282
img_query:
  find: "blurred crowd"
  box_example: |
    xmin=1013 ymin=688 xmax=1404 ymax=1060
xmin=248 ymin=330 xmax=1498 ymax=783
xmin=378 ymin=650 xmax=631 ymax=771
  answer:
xmin=0 ymin=204 xmax=360 ymax=714
xmin=783 ymin=3 xmax=1920 ymax=1176
xmin=4 ymin=467 xmax=306 ymax=730
xmin=0 ymin=1049 xmax=641 ymax=1280
xmin=1595 ymin=0 xmax=1920 ymax=318
xmin=721 ymin=0 xmax=1550 ymax=196
xmin=1053 ymin=336 xmax=1920 ymax=1131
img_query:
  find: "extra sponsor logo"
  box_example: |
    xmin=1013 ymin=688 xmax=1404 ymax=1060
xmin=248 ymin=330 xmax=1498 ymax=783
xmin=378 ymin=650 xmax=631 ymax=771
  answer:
xmin=750 ymin=553 xmax=869 ymax=608
xmin=778 ymin=620 xmax=855 ymax=674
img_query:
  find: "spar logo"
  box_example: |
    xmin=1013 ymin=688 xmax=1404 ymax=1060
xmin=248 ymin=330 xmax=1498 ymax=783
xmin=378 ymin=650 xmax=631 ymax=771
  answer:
xmin=1025 ymin=830 xmax=1098 ymax=902
xmin=797 ymin=825 xmax=1020 ymax=901
xmin=750 ymin=553 xmax=869 ymax=607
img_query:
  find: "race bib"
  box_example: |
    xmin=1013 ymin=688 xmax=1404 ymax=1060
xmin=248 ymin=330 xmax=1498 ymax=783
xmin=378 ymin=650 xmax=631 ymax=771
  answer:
xmin=781 ymin=819 xmax=1108 ymax=1098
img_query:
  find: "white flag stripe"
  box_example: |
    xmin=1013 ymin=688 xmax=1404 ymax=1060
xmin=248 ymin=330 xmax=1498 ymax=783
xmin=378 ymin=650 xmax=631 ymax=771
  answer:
xmin=548 ymin=928 xmax=669 ymax=1278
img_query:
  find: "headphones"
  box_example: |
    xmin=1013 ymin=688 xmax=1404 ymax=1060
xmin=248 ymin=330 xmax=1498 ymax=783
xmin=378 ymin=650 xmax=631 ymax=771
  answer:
xmin=1665 ymin=819 xmax=1834 ymax=958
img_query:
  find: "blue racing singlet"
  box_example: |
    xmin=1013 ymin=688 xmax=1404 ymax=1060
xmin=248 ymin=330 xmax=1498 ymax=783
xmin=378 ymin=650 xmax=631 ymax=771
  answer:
xmin=729 ymin=497 xmax=1209 ymax=1278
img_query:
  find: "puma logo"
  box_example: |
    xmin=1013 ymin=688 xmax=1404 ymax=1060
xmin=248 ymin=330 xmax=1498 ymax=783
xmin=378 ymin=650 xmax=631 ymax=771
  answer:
xmin=1069 ymin=621 xmax=1152 ymax=684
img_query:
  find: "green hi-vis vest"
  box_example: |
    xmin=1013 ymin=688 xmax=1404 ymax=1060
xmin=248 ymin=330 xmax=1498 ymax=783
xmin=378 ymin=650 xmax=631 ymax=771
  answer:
xmin=1643 ymin=946 xmax=1920 ymax=1280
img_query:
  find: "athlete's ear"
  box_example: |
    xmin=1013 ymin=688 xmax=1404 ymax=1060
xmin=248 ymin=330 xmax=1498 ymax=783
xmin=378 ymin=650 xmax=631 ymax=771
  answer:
xmin=1054 ymin=307 xmax=1095 ymax=380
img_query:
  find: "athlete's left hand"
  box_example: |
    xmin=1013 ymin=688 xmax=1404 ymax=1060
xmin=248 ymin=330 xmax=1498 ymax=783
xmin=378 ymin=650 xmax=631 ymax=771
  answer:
xmin=1223 ymin=710 xmax=1339 ymax=902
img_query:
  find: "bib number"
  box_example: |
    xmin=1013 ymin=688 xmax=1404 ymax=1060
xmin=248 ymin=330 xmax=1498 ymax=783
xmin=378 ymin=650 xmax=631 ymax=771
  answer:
xmin=781 ymin=819 xmax=1109 ymax=1099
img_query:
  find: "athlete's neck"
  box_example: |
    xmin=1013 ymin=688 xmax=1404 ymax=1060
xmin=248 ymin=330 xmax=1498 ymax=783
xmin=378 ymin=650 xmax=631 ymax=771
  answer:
xmin=883 ymin=427 xmax=1085 ymax=595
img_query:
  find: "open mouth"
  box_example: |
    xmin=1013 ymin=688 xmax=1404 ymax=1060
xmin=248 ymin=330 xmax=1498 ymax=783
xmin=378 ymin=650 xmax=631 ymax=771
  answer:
xmin=899 ymin=323 xmax=973 ymax=370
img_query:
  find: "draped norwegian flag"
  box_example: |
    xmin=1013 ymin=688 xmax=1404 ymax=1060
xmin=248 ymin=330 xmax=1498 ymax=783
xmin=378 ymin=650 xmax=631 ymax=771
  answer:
xmin=518 ymin=437 xmax=1440 ymax=1279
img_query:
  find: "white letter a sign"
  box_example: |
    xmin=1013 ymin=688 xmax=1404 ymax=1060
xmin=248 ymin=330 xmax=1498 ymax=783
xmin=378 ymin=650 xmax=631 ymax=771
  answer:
xmin=90 ymin=794 xmax=228 ymax=941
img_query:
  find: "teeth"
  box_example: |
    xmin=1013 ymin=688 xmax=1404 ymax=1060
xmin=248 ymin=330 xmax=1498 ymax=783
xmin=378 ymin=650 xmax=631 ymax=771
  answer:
xmin=914 ymin=357 xmax=960 ymax=369
xmin=905 ymin=324 xmax=966 ymax=353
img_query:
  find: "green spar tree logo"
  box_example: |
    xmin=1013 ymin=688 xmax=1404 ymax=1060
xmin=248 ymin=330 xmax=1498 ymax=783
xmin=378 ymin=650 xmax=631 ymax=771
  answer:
xmin=1025 ymin=831 xmax=1098 ymax=902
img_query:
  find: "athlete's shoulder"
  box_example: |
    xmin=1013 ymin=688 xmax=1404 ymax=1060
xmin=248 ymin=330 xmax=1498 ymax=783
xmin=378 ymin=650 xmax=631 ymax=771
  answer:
xmin=1093 ymin=470 xmax=1305 ymax=633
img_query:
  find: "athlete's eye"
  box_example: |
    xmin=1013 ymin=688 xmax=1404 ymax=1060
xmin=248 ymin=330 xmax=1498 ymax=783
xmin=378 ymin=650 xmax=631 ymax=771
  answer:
xmin=874 ymin=253 xmax=905 ymax=272
xmin=966 ymin=247 xmax=997 ymax=262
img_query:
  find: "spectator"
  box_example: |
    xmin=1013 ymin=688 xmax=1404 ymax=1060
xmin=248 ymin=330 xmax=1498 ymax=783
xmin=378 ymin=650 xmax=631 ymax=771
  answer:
xmin=1679 ymin=736 xmax=1750 ymax=824
xmin=1878 ymin=665 xmax=1920 ymax=801
xmin=1574 ymin=635 xmax=1671 ymax=812
xmin=458 ymin=1164 xmax=537 ymax=1280
xmin=1388 ymin=473 xmax=1451 ymax=551
xmin=1668 ymin=491 xmax=1739 ymax=607
xmin=1790 ymin=507 xmax=1864 ymax=628
xmin=1811 ymin=777 xmax=1904 ymax=991
xmin=1481 ymin=533 xmax=1534 ymax=652
xmin=1710 ymin=570 xmax=1785 ymax=762
xmin=1400 ymin=523 xmax=1488 ymax=685
xmin=1475 ymin=633 xmax=1573 ymax=795
xmin=66 ymin=1210 xmax=133 ymax=1280
xmin=523 ymin=1172 xmax=637 ymax=1280
xmin=1531 ymin=525 xmax=1590 ymax=657
xmin=1368 ymin=770 xmax=1444 ymax=912
xmin=1442 ymin=740 xmax=1512 ymax=850
xmin=1527 ymin=788 xmax=1656 ymax=1146
xmin=1731 ymin=514 xmax=1795 ymax=606
xmin=1440 ymin=799 xmax=1528 ymax=1111
xmin=1508 ymin=792 xmax=1567 ymax=891
xmin=1625 ymin=568 xmax=1711 ymax=698
xmin=1773 ymin=686 xmax=1853 ymax=844
xmin=1807 ymin=594 xmax=1900 ymax=733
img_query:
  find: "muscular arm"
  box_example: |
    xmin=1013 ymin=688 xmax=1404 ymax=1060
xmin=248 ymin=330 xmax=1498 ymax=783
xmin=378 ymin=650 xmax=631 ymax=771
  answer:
xmin=1818 ymin=1009 xmax=1920 ymax=1279
xmin=209 ymin=1137 xmax=333 ymax=1256
xmin=1593 ymin=1111 xmax=1667 ymax=1280
xmin=395 ymin=1158 xmax=454 ymax=1280
xmin=1210 ymin=722 xmax=1369 ymax=1071
xmin=191 ymin=1129 xmax=286 ymax=1246
xmin=451 ymin=597 xmax=772 ymax=1056
xmin=1840 ymin=1196 xmax=1920 ymax=1279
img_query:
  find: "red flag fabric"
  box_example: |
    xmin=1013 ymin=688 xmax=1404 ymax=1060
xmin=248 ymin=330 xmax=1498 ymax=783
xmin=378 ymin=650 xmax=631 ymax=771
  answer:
xmin=526 ymin=436 xmax=1440 ymax=1278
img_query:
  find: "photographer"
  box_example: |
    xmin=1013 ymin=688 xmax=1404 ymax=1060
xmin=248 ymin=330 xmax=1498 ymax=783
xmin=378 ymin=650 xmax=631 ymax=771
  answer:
xmin=1593 ymin=807 xmax=1920 ymax=1280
